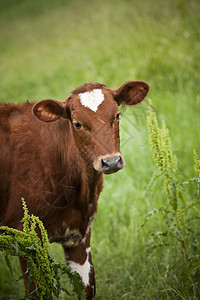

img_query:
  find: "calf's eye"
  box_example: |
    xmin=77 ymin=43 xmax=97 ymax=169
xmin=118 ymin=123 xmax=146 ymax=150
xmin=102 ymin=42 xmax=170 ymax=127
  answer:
xmin=115 ymin=112 xmax=121 ymax=121
xmin=74 ymin=122 xmax=82 ymax=129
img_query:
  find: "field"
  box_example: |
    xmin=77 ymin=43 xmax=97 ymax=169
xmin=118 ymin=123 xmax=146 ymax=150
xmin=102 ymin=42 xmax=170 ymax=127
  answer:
xmin=0 ymin=0 xmax=200 ymax=299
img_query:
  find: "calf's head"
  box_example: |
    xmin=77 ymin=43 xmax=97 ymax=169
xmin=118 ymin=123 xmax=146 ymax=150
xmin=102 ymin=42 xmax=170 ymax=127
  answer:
xmin=33 ymin=81 xmax=149 ymax=174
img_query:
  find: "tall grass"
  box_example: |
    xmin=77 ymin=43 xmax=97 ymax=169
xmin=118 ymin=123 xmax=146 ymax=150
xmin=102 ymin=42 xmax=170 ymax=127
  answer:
xmin=0 ymin=0 xmax=200 ymax=299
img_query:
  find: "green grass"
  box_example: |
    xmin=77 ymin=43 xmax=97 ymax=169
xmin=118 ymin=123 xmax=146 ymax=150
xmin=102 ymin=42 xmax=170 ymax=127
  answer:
xmin=1 ymin=0 xmax=200 ymax=299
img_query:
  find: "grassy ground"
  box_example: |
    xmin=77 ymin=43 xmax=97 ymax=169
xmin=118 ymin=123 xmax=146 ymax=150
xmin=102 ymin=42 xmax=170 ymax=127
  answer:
xmin=0 ymin=0 xmax=200 ymax=299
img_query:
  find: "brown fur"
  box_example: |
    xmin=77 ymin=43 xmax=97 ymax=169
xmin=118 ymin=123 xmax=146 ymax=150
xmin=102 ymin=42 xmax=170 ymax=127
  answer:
xmin=71 ymin=82 xmax=106 ymax=94
xmin=0 ymin=81 xmax=149 ymax=299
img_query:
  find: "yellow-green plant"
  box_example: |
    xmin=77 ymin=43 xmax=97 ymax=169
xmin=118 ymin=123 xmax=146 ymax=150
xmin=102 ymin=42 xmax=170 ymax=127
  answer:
xmin=194 ymin=149 xmax=200 ymax=175
xmin=147 ymin=99 xmax=179 ymax=211
xmin=145 ymin=100 xmax=185 ymax=256
xmin=143 ymin=100 xmax=200 ymax=297
xmin=0 ymin=198 xmax=86 ymax=300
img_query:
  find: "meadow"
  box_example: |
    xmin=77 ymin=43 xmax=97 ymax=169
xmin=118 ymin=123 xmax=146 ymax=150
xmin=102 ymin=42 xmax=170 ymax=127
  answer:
xmin=0 ymin=0 xmax=200 ymax=299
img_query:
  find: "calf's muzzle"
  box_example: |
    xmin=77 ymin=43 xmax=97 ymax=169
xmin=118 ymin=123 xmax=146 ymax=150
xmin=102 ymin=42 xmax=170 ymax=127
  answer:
xmin=101 ymin=155 xmax=123 ymax=174
xmin=93 ymin=153 xmax=125 ymax=174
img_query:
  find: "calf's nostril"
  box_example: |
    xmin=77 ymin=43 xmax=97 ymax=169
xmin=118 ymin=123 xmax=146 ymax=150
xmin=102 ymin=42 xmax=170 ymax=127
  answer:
xmin=101 ymin=159 xmax=110 ymax=171
xmin=117 ymin=155 xmax=122 ymax=168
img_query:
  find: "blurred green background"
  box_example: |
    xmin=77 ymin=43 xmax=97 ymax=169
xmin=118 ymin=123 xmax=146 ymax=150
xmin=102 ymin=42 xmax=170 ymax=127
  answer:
xmin=0 ymin=0 xmax=200 ymax=299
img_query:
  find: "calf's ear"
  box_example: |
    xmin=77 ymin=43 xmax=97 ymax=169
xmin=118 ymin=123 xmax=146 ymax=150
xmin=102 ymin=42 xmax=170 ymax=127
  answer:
xmin=112 ymin=81 xmax=150 ymax=106
xmin=33 ymin=99 xmax=70 ymax=122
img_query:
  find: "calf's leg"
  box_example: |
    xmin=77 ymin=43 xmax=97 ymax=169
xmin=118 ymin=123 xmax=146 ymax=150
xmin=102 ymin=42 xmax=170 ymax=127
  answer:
xmin=19 ymin=257 xmax=36 ymax=296
xmin=62 ymin=228 xmax=95 ymax=299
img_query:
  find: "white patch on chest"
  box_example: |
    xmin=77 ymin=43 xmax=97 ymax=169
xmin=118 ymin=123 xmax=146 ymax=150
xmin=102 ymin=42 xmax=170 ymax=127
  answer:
xmin=67 ymin=247 xmax=91 ymax=287
xmin=79 ymin=89 xmax=104 ymax=112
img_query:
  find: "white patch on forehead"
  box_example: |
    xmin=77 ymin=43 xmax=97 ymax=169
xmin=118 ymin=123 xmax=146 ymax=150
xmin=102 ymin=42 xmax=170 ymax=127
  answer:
xmin=79 ymin=89 xmax=104 ymax=112
xmin=67 ymin=247 xmax=91 ymax=287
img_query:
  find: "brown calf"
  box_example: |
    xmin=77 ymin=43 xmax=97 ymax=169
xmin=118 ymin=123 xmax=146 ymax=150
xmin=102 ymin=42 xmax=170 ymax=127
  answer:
xmin=0 ymin=81 xmax=149 ymax=299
